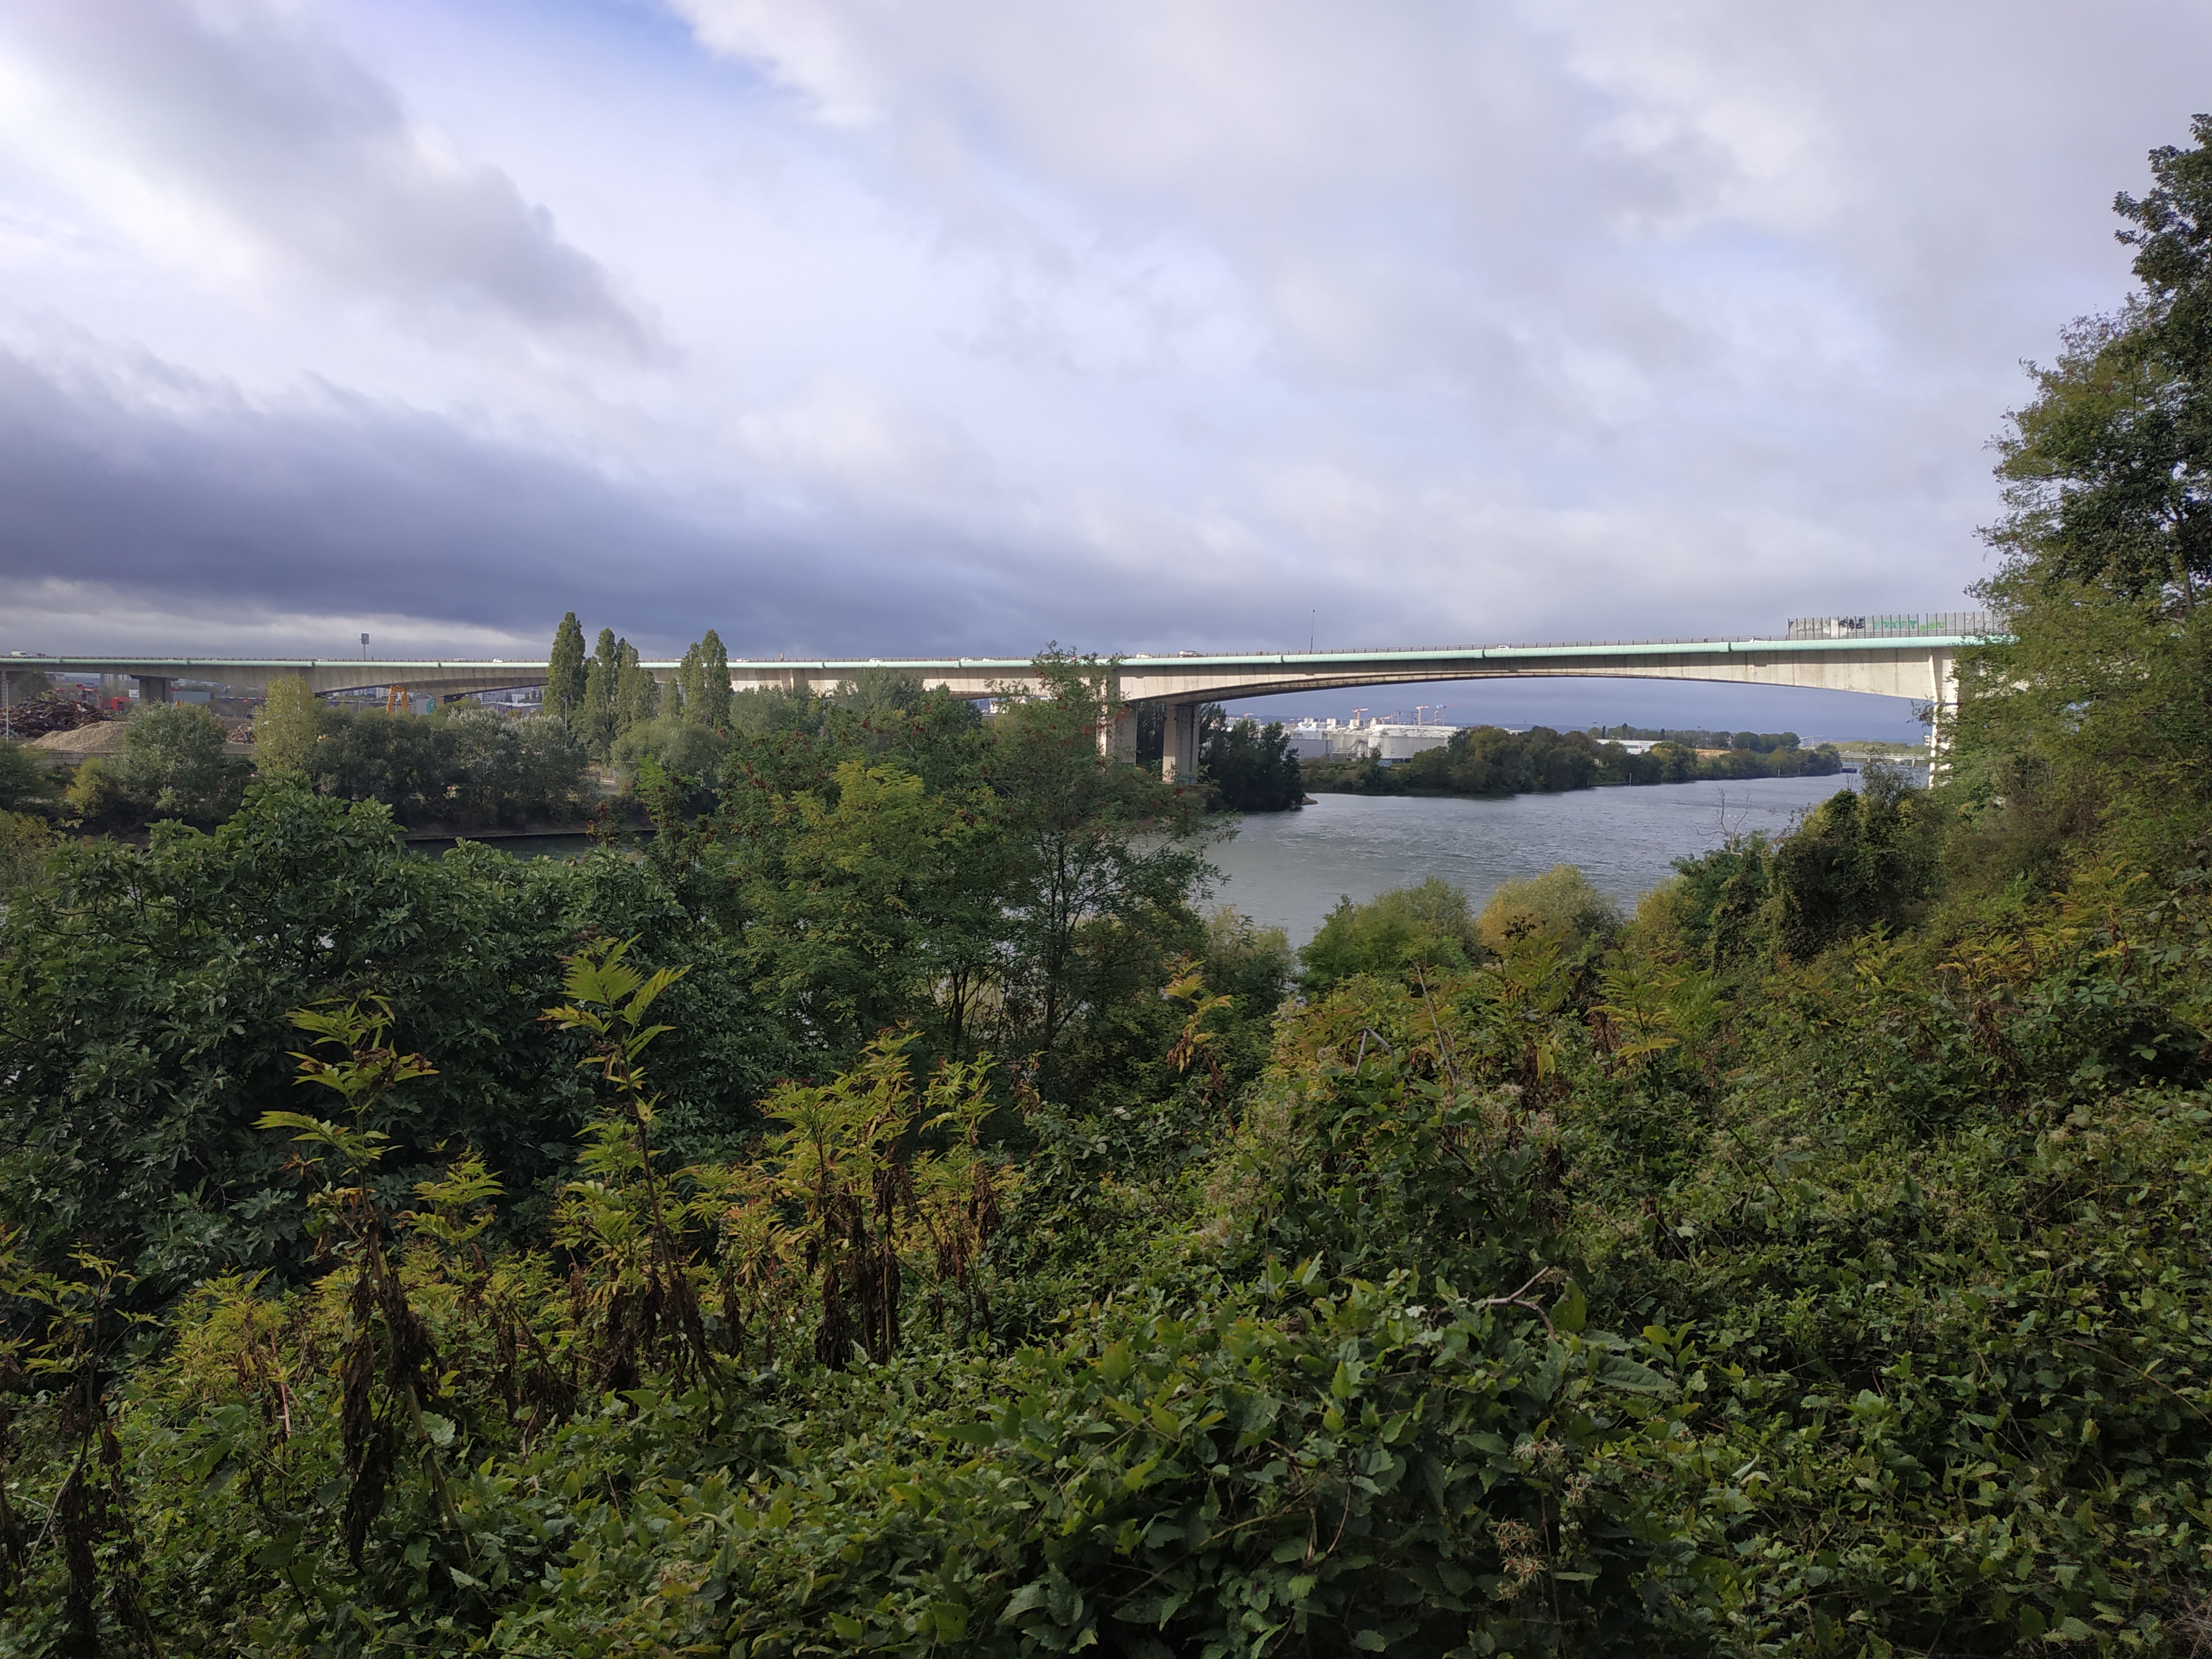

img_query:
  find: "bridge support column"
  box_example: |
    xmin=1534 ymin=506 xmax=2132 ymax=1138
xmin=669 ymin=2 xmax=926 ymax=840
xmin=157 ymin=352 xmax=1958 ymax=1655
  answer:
xmin=1161 ymin=701 xmax=1199 ymax=783
xmin=1097 ymin=704 xmax=1138 ymax=761
xmin=1926 ymin=649 xmax=1957 ymax=770
xmin=133 ymin=675 xmax=171 ymax=704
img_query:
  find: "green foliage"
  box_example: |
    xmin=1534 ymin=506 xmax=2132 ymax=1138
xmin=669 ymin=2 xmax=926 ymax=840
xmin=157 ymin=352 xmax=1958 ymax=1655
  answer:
xmin=288 ymin=703 xmax=590 ymax=827
xmin=0 ymin=778 xmax=794 ymax=1294
xmin=1307 ymin=726 xmax=1842 ymax=799
xmin=1957 ymin=118 xmax=2212 ymax=880
xmin=0 ymin=740 xmax=56 ymax=813
xmin=1478 ymin=864 xmax=1621 ymax=957
xmin=1200 ymin=709 xmax=1304 ymax=811
xmin=60 ymin=754 xmax=126 ymax=825
xmin=546 ymin=610 xmax=587 ymax=719
xmin=609 ymin=713 xmax=723 ymax=795
xmin=580 ymin=626 xmax=620 ymax=759
xmin=1767 ymin=763 xmax=1939 ymax=957
xmin=690 ymin=627 xmax=732 ymax=731
xmin=0 ymin=807 xmax=51 ymax=898
xmin=251 ymin=674 xmax=321 ymax=774
xmin=1300 ymin=877 xmax=1485 ymax=992
xmin=112 ymin=701 xmax=232 ymax=820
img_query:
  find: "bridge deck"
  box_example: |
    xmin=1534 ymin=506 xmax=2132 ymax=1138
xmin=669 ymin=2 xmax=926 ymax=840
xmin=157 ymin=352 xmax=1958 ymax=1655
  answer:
xmin=2 ymin=631 xmax=2001 ymax=701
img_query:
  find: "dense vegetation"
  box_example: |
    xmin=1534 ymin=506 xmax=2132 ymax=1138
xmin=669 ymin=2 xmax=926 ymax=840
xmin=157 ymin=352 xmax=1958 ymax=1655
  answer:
xmin=1306 ymin=723 xmax=1845 ymax=796
xmin=6 ymin=123 xmax=2212 ymax=1658
xmin=1199 ymin=712 xmax=1305 ymax=812
xmin=253 ymin=692 xmax=593 ymax=831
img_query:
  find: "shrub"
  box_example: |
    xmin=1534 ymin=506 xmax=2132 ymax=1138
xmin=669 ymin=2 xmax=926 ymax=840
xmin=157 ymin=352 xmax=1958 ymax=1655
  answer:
xmin=611 ymin=714 xmax=724 ymax=792
xmin=1300 ymin=877 xmax=1484 ymax=990
xmin=1477 ymin=863 xmax=1620 ymax=955
xmin=0 ymin=808 xmax=49 ymax=899
xmin=0 ymin=742 xmax=54 ymax=811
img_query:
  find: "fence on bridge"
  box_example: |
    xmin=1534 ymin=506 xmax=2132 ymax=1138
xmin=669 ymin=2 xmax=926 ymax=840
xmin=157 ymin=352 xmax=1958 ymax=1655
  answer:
xmin=1787 ymin=612 xmax=1997 ymax=640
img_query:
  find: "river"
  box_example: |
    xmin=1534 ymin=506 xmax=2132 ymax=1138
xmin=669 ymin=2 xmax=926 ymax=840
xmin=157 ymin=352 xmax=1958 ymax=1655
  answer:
xmin=1207 ymin=773 xmax=1891 ymax=945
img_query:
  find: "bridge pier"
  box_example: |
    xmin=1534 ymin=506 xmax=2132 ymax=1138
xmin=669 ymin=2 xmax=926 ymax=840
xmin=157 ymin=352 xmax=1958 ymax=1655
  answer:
xmin=133 ymin=675 xmax=170 ymax=705
xmin=1925 ymin=649 xmax=1957 ymax=768
xmin=1161 ymin=701 xmax=1199 ymax=783
xmin=1097 ymin=705 xmax=1139 ymax=761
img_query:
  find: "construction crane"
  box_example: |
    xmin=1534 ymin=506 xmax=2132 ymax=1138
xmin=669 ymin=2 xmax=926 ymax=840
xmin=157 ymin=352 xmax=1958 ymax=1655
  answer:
xmin=385 ymin=684 xmax=411 ymax=715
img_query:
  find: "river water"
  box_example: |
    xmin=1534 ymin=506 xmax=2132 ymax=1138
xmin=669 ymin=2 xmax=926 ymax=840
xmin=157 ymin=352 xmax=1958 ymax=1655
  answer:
xmin=1206 ymin=774 xmax=1885 ymax=945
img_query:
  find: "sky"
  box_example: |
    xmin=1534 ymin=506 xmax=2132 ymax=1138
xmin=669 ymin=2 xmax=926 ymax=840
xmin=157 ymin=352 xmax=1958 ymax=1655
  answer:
xmin=0 ymin=0 xmax=2199 ymax=739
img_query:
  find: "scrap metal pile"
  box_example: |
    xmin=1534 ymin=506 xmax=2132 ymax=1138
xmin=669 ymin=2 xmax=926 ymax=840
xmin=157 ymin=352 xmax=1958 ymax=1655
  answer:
xmin=2 ymin=692 xmax=112 ymax=740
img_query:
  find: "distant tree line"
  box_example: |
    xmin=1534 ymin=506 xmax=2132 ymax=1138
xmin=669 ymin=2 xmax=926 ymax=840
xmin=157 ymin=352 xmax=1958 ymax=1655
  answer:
xmin=1305 ymin=723 xmax=1844 ymax=797
xmin=1587 ymin=723 xmax=1810 ymax=753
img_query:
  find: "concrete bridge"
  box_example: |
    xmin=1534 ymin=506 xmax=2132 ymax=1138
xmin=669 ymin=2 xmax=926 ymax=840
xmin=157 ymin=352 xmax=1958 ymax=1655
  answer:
xmin=3 ymin=613 xmax=1998 ymax=780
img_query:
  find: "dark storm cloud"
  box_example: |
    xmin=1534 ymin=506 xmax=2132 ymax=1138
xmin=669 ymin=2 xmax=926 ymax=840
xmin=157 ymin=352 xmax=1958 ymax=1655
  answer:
xmin=0 ymin=344 xmax=1067 ymax=656
xmin=2 ymin=0 xmax=649 ymax=350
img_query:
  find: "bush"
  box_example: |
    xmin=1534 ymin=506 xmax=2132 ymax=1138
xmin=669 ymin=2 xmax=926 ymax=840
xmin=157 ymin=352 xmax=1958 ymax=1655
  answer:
xmin=611 ymin=714 xmax=724 ymax=792
xmin=0 ymin=742 xmax=55 ymax=811
xmin=0 ymin=809 xmax=49 ymax=899
xmin=1299 ymin=877 xmax=1484 ymax=990
xmin=1767 ymin=761 xmax=1938 ymax=957
xmin=297 ymin=705 xmax=591 ymax=827
xmin=1477 ymin=863 xmax=1620 ymax=954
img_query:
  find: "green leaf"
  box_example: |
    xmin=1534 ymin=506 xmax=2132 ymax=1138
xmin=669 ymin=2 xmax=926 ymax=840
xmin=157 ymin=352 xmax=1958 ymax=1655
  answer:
xmin=1554 ymin=1279 xmax=1588 ymax=1334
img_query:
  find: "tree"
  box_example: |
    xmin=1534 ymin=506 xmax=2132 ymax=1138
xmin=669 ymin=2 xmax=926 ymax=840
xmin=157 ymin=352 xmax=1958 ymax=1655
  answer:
xmin=114 ymin=703 xmax=228 ymax=818
xmin=581 ymin=629 xmax=620 ymax=759
xmin=674 ymin=640 xmax=702 ymax=721
xmin=1200 ymin=713 xmax=1303 ymax=811
xmin=252 ymin=675 xmax=321 ymax=773
xmin=617 ymin=638 xmax=659 ymax=731
xmin=1985 ymin=117 xmax=2212 ymax=608
xmin=987 ymin=651 xmax=1209 ymax=1078
xmin=547 ymin=612 xmax=588 ymax=719
xmin=692 ymin=629 xmax=731 ymax=731
xmin=611 ymin=717 xmax=722 ymax=795
xmin=1959 ymin=118 xmax=2212 ymax=871
xmin=0 ymin=743 xmax=50 ymax=812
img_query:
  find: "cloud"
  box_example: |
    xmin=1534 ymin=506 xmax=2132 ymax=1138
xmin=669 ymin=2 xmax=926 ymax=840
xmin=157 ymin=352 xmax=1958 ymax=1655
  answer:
xmin=0 ymin=332 xmax=1202 ymax=658
xmin=2 ymin=0 xmax=2208 ymax=683
xmin=0 ymin=0 xmax=650 ymax=351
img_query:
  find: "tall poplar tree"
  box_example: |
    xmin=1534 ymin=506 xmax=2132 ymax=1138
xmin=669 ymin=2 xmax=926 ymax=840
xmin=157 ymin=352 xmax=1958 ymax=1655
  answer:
xmin=675 ymin=641 xmax=703 ymax=721
xmin=693 ymin=629 xmax=732 ymax=731
xmin=580 ymin=628 xmax=620 ymax=759
xmin=547 ymin=612 xmax=587 ymax=719
xmin=617 ymin=639 xmax=659 ymax=729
